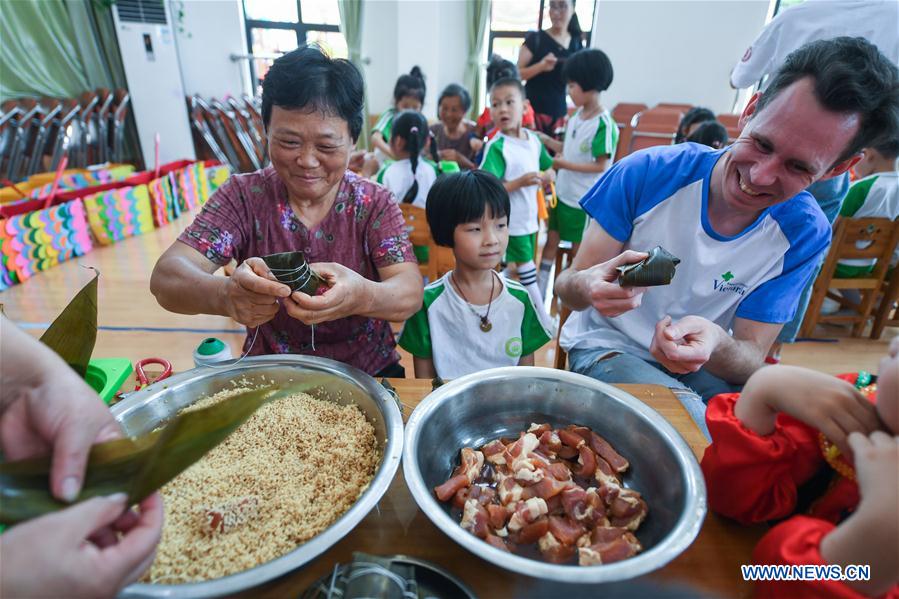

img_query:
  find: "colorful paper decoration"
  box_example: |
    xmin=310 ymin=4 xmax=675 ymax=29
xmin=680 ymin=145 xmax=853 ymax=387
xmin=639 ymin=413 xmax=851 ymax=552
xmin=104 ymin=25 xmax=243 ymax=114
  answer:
xmin=83 ymin=185 xmax=154 ymax=246
xmin=173 ymin=162 xmax=210 ymax=212
xmin=148 ymin=175 xmax=181 ymax=227
xmin=0 ymin=199 xmax=93 ymax=286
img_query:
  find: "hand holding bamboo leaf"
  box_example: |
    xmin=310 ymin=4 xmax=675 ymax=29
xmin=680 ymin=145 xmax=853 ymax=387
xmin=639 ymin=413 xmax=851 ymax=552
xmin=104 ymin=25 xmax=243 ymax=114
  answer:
xmin=1 ymin=315 xmax=122 ymax=502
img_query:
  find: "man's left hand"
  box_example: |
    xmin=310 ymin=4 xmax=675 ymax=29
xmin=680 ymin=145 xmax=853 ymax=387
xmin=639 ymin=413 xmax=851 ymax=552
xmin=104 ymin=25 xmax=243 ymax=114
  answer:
xmin=284 ymin=262 xmax=374 ymax=325
xmin=650 ymin=315 xmax=723 ymax=374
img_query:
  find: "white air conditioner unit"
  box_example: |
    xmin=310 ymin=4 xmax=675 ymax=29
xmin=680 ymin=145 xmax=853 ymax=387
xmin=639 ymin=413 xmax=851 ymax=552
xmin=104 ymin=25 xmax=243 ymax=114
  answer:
xmin=112 ymin=0 xmax=195 ymax=166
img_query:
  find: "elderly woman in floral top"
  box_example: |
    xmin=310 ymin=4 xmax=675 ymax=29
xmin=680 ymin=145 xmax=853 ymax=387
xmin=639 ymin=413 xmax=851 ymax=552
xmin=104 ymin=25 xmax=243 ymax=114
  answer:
xmin=151 ymin=47 xmax=422 ymax=376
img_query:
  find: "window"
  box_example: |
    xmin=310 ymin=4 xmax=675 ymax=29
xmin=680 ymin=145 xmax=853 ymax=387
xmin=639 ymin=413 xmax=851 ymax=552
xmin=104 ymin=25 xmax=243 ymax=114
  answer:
xmin=487 ymin=0 xmax=596 ymax=64
xmin=243 ymin=0 xmax=346 ymax=93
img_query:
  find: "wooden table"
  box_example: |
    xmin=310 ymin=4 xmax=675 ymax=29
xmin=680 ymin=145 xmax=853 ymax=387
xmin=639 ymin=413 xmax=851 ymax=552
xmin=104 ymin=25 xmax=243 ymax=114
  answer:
xmin=244 ymin=379 xmax=766 ymax=599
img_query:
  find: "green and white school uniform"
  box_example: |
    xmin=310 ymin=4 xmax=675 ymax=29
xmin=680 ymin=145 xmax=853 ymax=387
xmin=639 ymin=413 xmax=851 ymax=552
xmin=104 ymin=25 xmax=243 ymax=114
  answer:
xmin=480 ymin=130 xmax=553 ymax=262
xmin=835 ymin=171 xmax=899 ymax=277
xmin=398 ymin=272 xmax=552 ymax=379
xmin=551 ymin=109 xmax=619 ymax=243
xmin=375 ymin=158 xmax=439 ymax=208
xmin=371 ymin=108 xmax=396 ymax=163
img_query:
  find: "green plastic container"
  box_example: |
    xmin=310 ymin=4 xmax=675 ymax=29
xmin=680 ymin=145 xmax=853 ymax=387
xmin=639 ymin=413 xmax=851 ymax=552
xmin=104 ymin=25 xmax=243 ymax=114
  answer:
xmin=85 ymin=358 xmax=134 ymax=404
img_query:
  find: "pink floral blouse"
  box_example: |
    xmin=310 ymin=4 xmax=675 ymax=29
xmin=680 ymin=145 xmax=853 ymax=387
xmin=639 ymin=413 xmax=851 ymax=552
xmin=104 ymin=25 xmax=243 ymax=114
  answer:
xmin=178 ymin=166 xmax=416 ymax=374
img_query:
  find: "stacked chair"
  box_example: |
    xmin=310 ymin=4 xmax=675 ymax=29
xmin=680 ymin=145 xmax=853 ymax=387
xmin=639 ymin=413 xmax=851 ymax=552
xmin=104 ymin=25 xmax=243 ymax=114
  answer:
xmin=0 ymin=90 xmax=131 ymax=182
xmin=609 ymin=102 xmax=744 ymax=164
xmin=187 ymin=94 xmax=266 ymax=173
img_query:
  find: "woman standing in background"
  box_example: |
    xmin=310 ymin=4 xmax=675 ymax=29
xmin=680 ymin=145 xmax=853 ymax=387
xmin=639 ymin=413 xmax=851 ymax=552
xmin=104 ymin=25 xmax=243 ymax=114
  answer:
xmin=517 ymin=0 xmax=584 ymax=135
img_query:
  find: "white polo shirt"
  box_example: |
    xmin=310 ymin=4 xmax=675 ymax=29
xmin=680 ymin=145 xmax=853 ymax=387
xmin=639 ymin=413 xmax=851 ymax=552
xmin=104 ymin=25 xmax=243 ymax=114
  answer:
xmin=560 ymin=143 xmax=831 ymax=360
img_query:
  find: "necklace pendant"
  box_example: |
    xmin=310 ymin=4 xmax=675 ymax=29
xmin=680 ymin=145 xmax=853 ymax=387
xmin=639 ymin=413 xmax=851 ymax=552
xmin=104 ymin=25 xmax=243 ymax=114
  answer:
xmin=479 ymin=318 xmax=492 ymax=333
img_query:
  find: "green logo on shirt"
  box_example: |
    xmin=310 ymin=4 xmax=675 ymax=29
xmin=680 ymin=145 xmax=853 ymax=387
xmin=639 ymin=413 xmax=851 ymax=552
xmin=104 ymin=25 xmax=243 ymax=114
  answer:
xmin=721 ymin=271 xmax=735 ymax=282
xmin=505 ymin=337 xmax=523 ymax=358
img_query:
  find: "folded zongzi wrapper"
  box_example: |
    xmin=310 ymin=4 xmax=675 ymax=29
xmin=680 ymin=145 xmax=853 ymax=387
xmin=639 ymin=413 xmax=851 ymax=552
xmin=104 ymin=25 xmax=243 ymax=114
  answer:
xmin=617 ymin=246 xmax=681 ymax=287
xmin=261 ymin=251 xmax=330 ymax=295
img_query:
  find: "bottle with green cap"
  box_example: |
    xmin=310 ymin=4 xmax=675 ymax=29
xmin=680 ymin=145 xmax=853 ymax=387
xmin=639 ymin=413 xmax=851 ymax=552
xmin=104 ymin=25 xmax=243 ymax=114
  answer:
xmin=193 ymin=337 xmax=233 ymax=367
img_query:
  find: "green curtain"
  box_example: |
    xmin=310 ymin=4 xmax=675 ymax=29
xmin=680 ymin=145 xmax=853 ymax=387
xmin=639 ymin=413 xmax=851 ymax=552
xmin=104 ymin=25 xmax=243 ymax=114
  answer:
xmin=464 ymin=0 xmax=491 ymax=119
xmin=338 ymin=0 xmax=370 ymax=150
xmin=0 ymin=0 xmax=142 ymax=167
xmin=0 ymin=0 xmax=92 ymax=100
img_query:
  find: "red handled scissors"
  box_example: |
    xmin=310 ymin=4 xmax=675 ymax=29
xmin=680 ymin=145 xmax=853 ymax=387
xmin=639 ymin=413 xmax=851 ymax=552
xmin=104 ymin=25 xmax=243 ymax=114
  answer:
xmin=134 ymin=357 xmax=173 ymax=390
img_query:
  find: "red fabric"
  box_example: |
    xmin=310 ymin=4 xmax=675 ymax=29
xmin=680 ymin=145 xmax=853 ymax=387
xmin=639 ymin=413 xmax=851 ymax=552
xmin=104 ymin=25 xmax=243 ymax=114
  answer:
xmin=753 ymin=516 xmax=899 ymax=599
xmin=701 ymin=392 xmax=825 ymax=525
xmin=702 ymin=373 xmax=897 ymax=598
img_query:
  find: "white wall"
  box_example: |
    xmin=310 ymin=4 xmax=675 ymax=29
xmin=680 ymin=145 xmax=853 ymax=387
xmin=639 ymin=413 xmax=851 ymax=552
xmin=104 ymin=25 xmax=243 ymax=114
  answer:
xmin=159 ymin=0 xmax=776 ymax=128
xmin=362 ymin=0 xmax=469 ymax=119
xmin=591 ymin=0 xmax=771 ymax=114
xmin=172 ymin=0 xmax=251 ymax=99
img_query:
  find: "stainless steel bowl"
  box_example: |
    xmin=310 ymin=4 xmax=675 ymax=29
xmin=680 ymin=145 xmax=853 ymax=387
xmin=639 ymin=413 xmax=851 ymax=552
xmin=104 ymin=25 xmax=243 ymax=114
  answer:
xmin=403 ymin=367 xmax=706 ymax=584
xmin=112 ymin=355 xmax=404 ymax=598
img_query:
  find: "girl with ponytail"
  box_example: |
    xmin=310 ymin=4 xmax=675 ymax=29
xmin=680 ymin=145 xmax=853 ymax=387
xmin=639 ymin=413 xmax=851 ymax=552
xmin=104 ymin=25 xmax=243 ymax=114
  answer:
xmin=375 ymin=110 xmax=437 ymax=208
xmin=370 ymin=66 xmax=427 ymax=163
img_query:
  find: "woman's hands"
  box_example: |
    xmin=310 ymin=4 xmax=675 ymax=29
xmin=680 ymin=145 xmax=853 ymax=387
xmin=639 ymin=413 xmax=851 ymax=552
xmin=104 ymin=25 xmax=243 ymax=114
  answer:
xmin=284 ymin=262 xmax=375 ymax=325
xmin=540 ymin=52 xmax=558 ymax=72
xmin=220 ymin=258 xmax=291 ymax=328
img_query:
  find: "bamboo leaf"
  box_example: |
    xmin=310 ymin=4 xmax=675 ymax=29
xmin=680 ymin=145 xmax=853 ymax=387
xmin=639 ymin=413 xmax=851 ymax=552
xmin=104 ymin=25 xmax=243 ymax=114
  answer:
xmin=0 ymin=375 xmax=333 ymax=525
xmin=617 ymin=246 xmax=681 ymax=287
xmin=39 ymin=268 xmax=98 ymax=378
xmin=261 ymin=251 xmax=330 ymax=295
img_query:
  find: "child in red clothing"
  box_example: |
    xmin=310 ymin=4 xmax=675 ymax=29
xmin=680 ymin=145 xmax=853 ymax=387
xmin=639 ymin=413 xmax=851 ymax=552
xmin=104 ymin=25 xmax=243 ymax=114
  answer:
xmin=701 ymin=337 xmax=899 ymax=598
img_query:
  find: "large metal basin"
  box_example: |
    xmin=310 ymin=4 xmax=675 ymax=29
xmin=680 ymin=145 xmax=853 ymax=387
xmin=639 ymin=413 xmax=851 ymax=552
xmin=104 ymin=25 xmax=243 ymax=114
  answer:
xmin=403 ymin=367 xmax=706 ymax=584
xmin=112 ymin=355 xmax=404 ymax=598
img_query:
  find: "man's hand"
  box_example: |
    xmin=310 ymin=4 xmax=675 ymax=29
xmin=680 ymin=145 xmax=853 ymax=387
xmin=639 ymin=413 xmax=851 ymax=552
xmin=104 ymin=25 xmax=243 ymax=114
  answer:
xmin=221 ymin=258 xmax=291 ymax=327
xmin=284 ymin=262 xmax=374 ymax=325
xmin=575 ymin=250 xmax=648 ymax=317
xmin=650 ymin=315 xmax=723 ymax=374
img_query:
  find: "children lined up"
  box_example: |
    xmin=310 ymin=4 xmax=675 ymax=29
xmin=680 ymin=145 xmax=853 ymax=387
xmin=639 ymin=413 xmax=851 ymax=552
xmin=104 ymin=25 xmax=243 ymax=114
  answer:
xmin=535 ymin=48 xmax=618 ymax=296
xmin=480 ymin=76 xmax=554 ymax=322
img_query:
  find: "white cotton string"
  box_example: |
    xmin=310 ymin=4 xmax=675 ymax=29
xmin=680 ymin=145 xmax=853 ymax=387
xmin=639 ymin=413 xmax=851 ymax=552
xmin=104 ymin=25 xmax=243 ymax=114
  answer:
xmin=200 ymin=325 xmax=260 ymax=369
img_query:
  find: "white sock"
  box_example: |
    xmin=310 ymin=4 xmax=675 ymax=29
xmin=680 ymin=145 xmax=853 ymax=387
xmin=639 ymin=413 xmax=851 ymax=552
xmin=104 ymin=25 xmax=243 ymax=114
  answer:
xmin=516 ymin=261 xmax=551 ymax=327
xmin=537 ymin=259 xmax=553 ymax=297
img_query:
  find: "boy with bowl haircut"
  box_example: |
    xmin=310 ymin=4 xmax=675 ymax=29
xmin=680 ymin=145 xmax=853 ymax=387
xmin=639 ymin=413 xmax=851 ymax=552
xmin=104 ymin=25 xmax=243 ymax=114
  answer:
xmin=480 ymin=77 xmax=554 ymax=322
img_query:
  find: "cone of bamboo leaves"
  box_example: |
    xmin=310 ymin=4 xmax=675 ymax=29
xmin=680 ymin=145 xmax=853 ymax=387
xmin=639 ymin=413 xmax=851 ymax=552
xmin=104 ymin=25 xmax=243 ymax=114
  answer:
xmin=262 ymin=251 xmax=330 ymax=295
xmin=617 ymin=246 xmax=681 ymax=287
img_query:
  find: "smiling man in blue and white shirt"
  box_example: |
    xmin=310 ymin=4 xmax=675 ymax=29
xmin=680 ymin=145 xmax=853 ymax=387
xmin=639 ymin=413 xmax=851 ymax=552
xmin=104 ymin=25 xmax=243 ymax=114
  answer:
xmin=555 ymin=38 xmax=899 ymax=435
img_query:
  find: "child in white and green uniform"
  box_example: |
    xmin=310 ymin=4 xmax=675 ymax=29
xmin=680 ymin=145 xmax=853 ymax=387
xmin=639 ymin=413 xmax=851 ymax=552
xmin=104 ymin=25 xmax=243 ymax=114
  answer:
xmin=370 ymin=66 xmax=426 ymax=165
xmin=375 ymin=110 xmax=438 ymax=263
xmin=835 ymin=139 xmax=899 ymax=278
xmin=480 ymin=78 xmax=553 ymax=318
xmin=399 ymin=171 xmax=551 ymax=379
xmin=537 ymin=49 xmax=618 ymax=296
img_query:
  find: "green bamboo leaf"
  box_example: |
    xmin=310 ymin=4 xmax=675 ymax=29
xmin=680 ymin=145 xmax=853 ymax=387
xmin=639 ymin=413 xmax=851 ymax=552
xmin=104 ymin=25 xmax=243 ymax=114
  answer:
xmin=0 ymin=375 xmax=332 ymax=525
xmin=261 ymin=251 xmax=330 ymax=295
xmin=617 ymin=246 xmax=681 ymax=287
xmin=39 ymin=268 xmax=98 ymax=378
